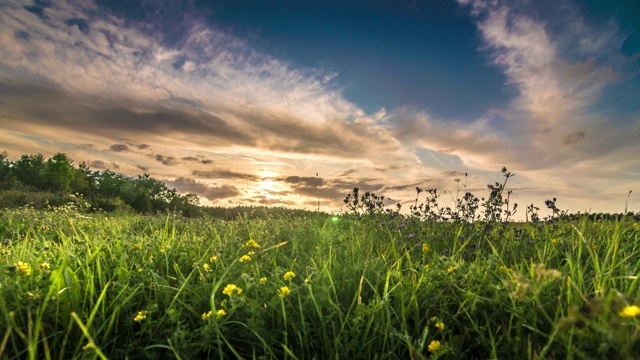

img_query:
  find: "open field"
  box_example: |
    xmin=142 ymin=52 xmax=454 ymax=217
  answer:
xmin=1 ymin=205 xmax=639 ymax=359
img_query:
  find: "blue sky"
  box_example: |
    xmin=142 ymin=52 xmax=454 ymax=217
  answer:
xmin=1 ymin=0 xmax=639 ymax=216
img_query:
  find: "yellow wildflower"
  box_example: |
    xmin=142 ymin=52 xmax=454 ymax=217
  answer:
xmin=259 ymin=277 xmax=267 ymax=285
xmin=422 ymin=243 xmax=430 ymax=253
xmin=551 ymin=239 xmax=557 ymax=244
xmin=435 ymin=321 xmax=445 ymax=330
xmin=216 ymin=309 xmax=227 ymax=317
xmin=284 ymin=271 xmax=296 ymax=281
xmin=149 ymin=255 xmax=155 ymax=262
xmin=16 ymin=262 xmax=31 ymax=276
xmin=427 ymin=340 xmax=441 ymax=353
xmin=278 ymin=286 xmax=291 ymax=298
xmin=239 ymin=255 xmax=251 ymax=262
xmin=222 ymin=284 xmax=242 ymax=297
xmin=619 ymin=305 xmax=640 ymax=318
xmin=133 ymin=310 xmax=148 ymax=322
xmin=244 ymin=239 xmax=261 ymax=248
xmin=202 ymin=311 xmax=212 ymax=320
xmin=159 ymin=246 xmax=166 ymax=253
xmin=247 ymin=251 xmax=255 ymax=256
xmin=203 ymin=263 xmax=211 ymax=272
xmin=447 ymin=266 xmax=455 ymax=273
xmin=39 ymin=262 xmax=51 ymax=271
xmin=210 ymin=255 xmax=218 ymax=262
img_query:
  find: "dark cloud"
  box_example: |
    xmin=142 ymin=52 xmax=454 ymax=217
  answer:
xmin=280 ymin=176 xmax=386 ymax=202
xmin=562 ymin=130 xmax=586 ymax=145
xmin=65 ymin=18 xmax=89 ymax=34
xmin=153 ymin=154 xmax=177 ymax=166
xmin=0 ymin=79 xmax=253 ymax=146
xmin=281 ymin=176 xmax=324 ymax=187
xmin=87 ymin=160 xmax=119 ymax=170
xmin=192 ymin=169 xmax=259 ymax=181
xmin=110 ymin=144 xmax=130 ymax=152
xmin=182 ymin=156 xmax=213 ymax=164
xmin=87 ymin=160 xmax=107 ymax=169
xmin=25 ymin=0 xmax=51 ymax=20
xmin=166 ymin=177 xmax=240 ymax=201
xmin=14 ymin=30 xmax=29 ymax=40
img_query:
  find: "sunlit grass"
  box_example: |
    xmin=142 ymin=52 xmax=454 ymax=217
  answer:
xmin=1 ymin=205 xmax=639 ymax=359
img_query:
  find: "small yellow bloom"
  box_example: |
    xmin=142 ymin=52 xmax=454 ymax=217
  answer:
xmin=422 ymin=243 xmax=430 ymax=253
xmin=133 ymin=310 xmax=148 ymax=322
xmin=619 ymin=305 xmax=640 ymax=318
xmin=202 ymin=311 xmax=212 ymax=320
xmin=222 ymin=284 xmax=242 ymax=297
xmin=447 ymin=266 xmax=455 ymax=273
xmin=284 ymin=271 xmax=296 ymax=281
xmin=277 ymin=286 xmax=291 ymax=298
xmin=551 ymin=239 xmax=557 ymax=244
xmin=239 ymin=255 xmax=251 ymax=262
xmin=149 ymin=255 xmax=155 ymax=262
xmin=216 ymin=309 xmax=227 ymax=317
xmin=247 ymin=251 xmax=255 ymax=256
xmin=427 ymin=340 xmax=441 ymax=353
xmin=210 ymin=255 xmax=218 ymax=262
xmin=16 ymin=262 xmax=31 ymax=276
xmin=203 ymin=263 xmax=211 ymax=272
xmin=435 ymin=321 xmax=445 ymax=330
xmin=39 ymin=262 xmax=51 ymax=271
xmin=244 ymin=239 xmax=261 ymax=248
xmin=259 ymin=277 xmax=267 ymax=285
xmin=159 ymin=246 xmax=166 ymax=253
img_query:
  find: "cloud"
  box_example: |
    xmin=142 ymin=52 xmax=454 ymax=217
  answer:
xmin=153 ymin=154 xmax=177 ymax=166
xmin=182 ymin=156 xmax=213 ymax=164
xmin=192 ymin=170 xmax=259 ymax=181
xmin=165 ymin=177 xmax=240 ymax=201
xmin=110 ymin=144 xmax=130 ymax=152
xmin=561 ymin=130 xmax=586 ymax=145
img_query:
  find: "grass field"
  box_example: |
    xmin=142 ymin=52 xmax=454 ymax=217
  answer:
xmin=1 ymin=204 xmax=639 ymax=359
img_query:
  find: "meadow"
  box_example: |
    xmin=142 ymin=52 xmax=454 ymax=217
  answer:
xmin=1 ymin=200 xmax=639 ymax=359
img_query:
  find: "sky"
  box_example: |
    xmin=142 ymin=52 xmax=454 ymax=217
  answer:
xmin=1 ymin=0 xmax=639 ymax=217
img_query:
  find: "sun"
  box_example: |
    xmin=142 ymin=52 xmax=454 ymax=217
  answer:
xmin=257 ymin=170 xmax=278 ymax=192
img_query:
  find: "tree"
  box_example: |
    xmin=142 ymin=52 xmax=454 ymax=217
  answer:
xmin=131 ymin=189 xmax=152 ymax=213
xmin=70 ymin=162 xmax=97 ymax=196
xmin=41 ymin=153 xmax=74 ymax=193
xmin=13 ymin=153 xmax=46 ymax=190
xmin=0 ymin=151 xmax=18 ymax=189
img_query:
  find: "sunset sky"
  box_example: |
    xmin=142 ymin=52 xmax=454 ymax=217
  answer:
xmin=1 ymin=0 xmax=639 ymax=217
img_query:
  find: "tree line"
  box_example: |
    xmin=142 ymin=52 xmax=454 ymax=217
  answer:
xmin=0 ymin=151 xmax=202 ymax=216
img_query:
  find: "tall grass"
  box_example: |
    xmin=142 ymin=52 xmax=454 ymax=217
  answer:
xmin=1 ymin=204 xmax=639 ymax=359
